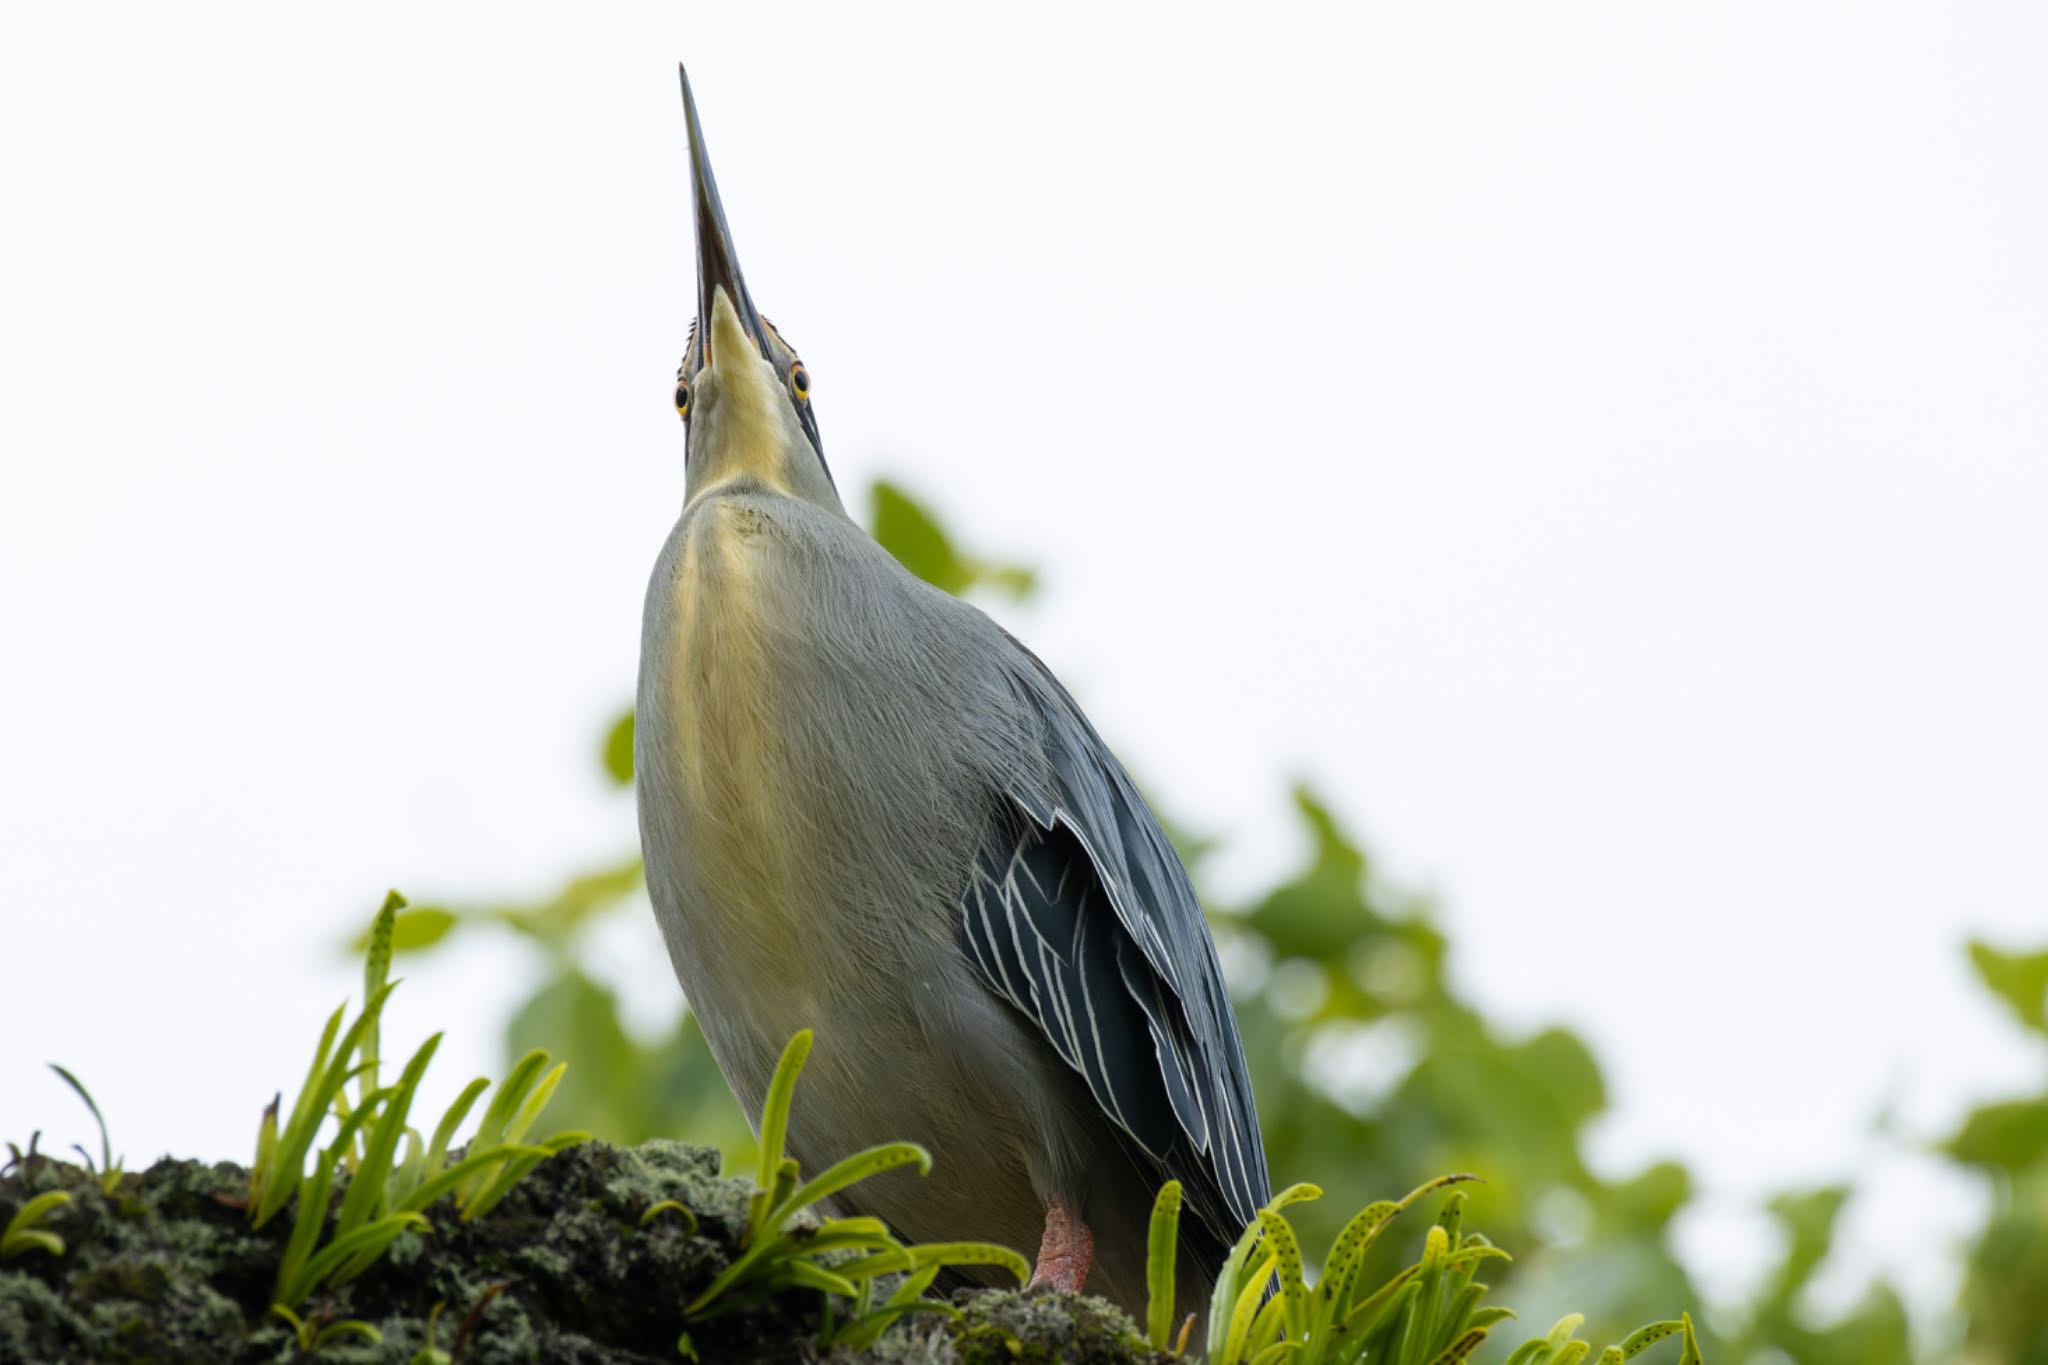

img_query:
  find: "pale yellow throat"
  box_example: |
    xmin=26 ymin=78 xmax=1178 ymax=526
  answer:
xmin=692 ymin=289 xmax=794 ymax=500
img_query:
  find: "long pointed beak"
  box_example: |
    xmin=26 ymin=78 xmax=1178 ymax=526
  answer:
xmin=681 ymin=65 xmax=767 ymax=370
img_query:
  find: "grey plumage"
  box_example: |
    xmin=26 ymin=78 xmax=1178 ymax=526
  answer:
xmin=637 ymin=66 xmax=1269 ymax=1321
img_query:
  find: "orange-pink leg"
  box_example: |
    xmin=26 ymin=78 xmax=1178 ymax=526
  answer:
xmin=1029 ymin=1199 xmax=1095 ymax=1293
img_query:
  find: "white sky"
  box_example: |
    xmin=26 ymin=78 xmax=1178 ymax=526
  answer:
xmin=4 ymin=0 xmax=2045 ymax=1329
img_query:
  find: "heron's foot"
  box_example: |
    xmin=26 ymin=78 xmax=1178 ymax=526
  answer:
xmin=1028 ymin=1198 xmax=1095 ymax=1293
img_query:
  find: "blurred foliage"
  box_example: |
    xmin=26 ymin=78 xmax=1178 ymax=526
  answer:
xmin=374 ymin=478 xmax=2048 ymax=1364
xmin=1947 ymin=941 xmax=2048 ymax=1365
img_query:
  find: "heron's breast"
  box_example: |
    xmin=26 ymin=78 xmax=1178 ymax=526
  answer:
xmin=651 ymin=499 xmax=818 ymax=974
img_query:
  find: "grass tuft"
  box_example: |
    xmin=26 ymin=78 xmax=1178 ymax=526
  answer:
xmin=678 ymin=1029 xmax=1032 ymax=1354
xmin=248 ymin=892 xmax=589 ymax=1321
xmin=1172 ymin=1174 xmax=1702 ymax=1365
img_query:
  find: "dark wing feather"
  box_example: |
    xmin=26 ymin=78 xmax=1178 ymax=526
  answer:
xmin=958 ymin=656 xmax=1270 ymax=1241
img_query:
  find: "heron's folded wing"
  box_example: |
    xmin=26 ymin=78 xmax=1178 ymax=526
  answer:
xmin=957 ymin=665 xmax=1270 ymax=1240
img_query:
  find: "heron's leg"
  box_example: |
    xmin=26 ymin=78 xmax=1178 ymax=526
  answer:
xmin=1029 ymin=1198 xmax=1095 ymax=1292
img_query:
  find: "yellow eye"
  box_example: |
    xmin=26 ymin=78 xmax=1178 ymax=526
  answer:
xmin=674 ymin=381 xmax=691 ymax=417
xmin=789 ymin=364 xmax=810 ymax=401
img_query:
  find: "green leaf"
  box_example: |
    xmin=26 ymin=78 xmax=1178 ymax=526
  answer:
xmin=869 ymin=480 xmax=973 ymax=594
xmin=393 ymin=908 xmax=460 ymax=953
xmin=1762 ymin=1186 xmax=1849 ymax=1303
xmin=1942 ymin=1099 xmax=2048 ymax=1173
xmin=602 ymin=710 xmax=636 ymax=786
xmin=866 ymin=480 xmax=1035 ymax=601
xmin=348 ymin=906 xmax=460 ymax=956
xmin=1967 ymin=940 xmax=2048 ymax=1035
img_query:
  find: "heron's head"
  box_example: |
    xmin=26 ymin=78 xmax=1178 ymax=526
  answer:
xmin=673 ymin=67 xmax=839 ymax=511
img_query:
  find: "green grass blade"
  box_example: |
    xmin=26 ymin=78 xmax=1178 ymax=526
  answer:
xmin=460 ymin=1131 xmax=588 ymax=1221
xmin=256 ymin=1002 xmax=344 ymax=1224
xmin=291 ymin=1212 xmax=429 ymax=1300
xmin=423 ymin=1076 xmax=491 ymax=1177
xmin=1146 ymin=1180 xmax=1183 ymax=1350
xmin=1677 ymin=1315 xmax=1703 ymax=1365
xmin=1428 ymin=1329 xmax=1492 ymax=1364
xmin=684 ymin=1216 xmax=896 ymax=1317
xmin=314 ymin=1319 xmax=384 ymax=1348
xmin=1245 ymin=1291 xmax=1288 ymax=1355
xmin=1319 ymin=1199 xmax=1398 ymax=1312
xmin=469 ymin=1051 xmax=549 ymax=1153
xmin=2 ymin=1192 xmax=72 ymax=1260
xmin=1207 ymin=1213 xmax=1270 ymax=1361
xmin=771 ymin=1142 xmax=930 ymax=1226
xmin=1442 ymin=1282 xmax=1485 ymax=1341
xmin=641 ymin=1199 xmax=699 ymax=1232
xmin=1397 ymin=1226 xmax=1452 ymax=1365
xmin=269 ymin=1304 xmax=311 ymax=1350
xmin=684 ymin=1230 xmax=804 ymax=1316
xmin=1547 ymin=1316 xmax=1586 ymax=1348
xmin=773 ymin=1258 xmax=860 ymax=1300
xmin=397 ymin=1142 xmax=553 ymax=1215
xmin=358 ymin=892 xmax=403 ymax=1123
xmin=501 ymin=1060 xmax=567 ymax=1146
xmin=272 ymin=1097 xmax=385 ymax=1303
xmin=1618 ymin=1322 xmax=1685 ymax=1359
xmin=835 ymin=1302 xmax=959 ymax=1345
xmin=249 ymin=1095 xmax=280 ymax=1209
xmin=792 ymin=1218 xmax=900 ymax=1256
xmin=458 ymin=1050 xmax=551 ymax=1203
xmin=1269 ymin=1182 xmax=1324 ymax=1211
xmin=47 ymin=1064 xmax=114 ymax=1174
xmin=390 ymin=1128 xmax=426 ymax=1208
xmin=750 ymin=1030 xmax=813 ymax=1239
xmin=1397 ymin=1174 xmax=1481 ymax=1211
xmin=1 ymin=1230 xmax=63 ymax=1259
xmin=336 ymin=1034 xmax=440 ymax=1236
xmin=1224 ymin=1251 xmax=1278 ymax=1364
xmin=1257 ymin=1208 xmax=1309 ymax=1342
xmin=259 ymin=984 xmax=397 ymax=1228
xmin=272 ymin=1161 xmax=336 ymax=1308
xmin=1333 ymin=1271 xmax=1420 ymax=1355
xmin=1447 ymin=1246 xmax=1512 ymax=1273
xmin=904 ymin=1240 xmax=1030 ymax=1283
